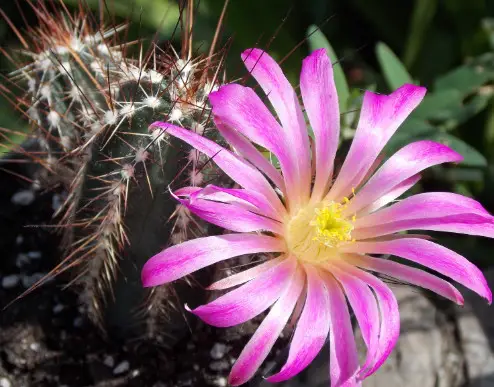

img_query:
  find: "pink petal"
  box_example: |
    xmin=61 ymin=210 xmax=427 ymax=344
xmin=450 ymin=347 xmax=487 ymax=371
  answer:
xmin=189 ymin=257 xmax=297 ymax=328
xmin=300 ymin=48 xmax=340 ymax=202
xmin=193 ymin=184 xmax=285 ymax=221
xmin=242 ymin=48 xmax=311 ymax=200
xmin=342 ymin=238 xmax=491 ymax=303
xmin=228 ymin=263 xmax=305 ymax=386
xmin=266 ymin=265 xmax=330 ymax=382
xmin=328 ymin=84 xmax=426 ymax=201
xmin=209 ymin=84 xmax=305 ymax=211
xmin=141 ymin=234 xmax=285 ymax=287
xmin=207 ymin=257 xmax=283 ymax=290
xmin=354 ymin=192 xmax=494 ymax=239
xmin=173 ymin=191 xmax=284 ymax=235
xmin=215 ymin=119 xmax=286 ymax=193
xmin=347 ymin=141 xmax=462 ymax=214
xmin=149 ymin=121 xmax=282 ymax=210
xmin=359 ymin=174 xmax=421 ymax=215
xmin=174 ymin=186 xmax=202 ymax=196
xmin=324 ymin=274 xmax=360 ymax=387
xmin=346 ymin=254 xmax=464 ymax=304
xmin=329 ymin=265 xmax=380 ymax=376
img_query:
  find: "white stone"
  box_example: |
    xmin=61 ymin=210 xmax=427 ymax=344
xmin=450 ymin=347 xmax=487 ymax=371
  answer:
xmin=113 ymin=360 xmax=130 ymax=375
xmin=2 ymin=275 xmax=19 ymax=289
xmin=215 ymin=377 xmax=227 ymax=387
xmin=73 ymin=316 xmax=83 ymax=328
xmin=0 ymin=377 xmax=12 ymax=387
xmin=103 ymin=355 xmax=115 ymax=368
xmin=15 ymin=253 xmax=29 ymax=268
xmin=209 ymin=360 xmax=229 ymax=371
xmin=29 ymin=342 xmax=40 ymax=351
xmin=27 ymin=251 xmax=42 ymax=259
xmin=456 ymin=269 xmax=494 ymax=387
xmin=53 ymin=304 xmax=64 ymax=314
xmin=11 ymin=190 xmax=35 ymax=206
xmin=22 ymin=273 xmax=45 ymax=288
xmin=210 ymin=343 xmax=228 ymax=360
xmin=52 ymin=194 xmax=63 ymax=212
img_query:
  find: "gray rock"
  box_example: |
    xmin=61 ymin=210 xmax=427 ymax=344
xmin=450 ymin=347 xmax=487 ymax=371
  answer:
xmin=456 ymin=269 xmax=494 ymax=387
xmin=363 ymin=285 xmax=463 ymax=387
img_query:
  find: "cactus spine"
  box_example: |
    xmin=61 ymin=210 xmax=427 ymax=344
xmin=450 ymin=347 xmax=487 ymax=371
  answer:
xmin=6 ymin=2 xmax=224 ymax=339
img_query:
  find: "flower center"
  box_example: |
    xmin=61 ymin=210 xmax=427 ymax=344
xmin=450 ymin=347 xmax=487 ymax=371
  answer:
xmin=285 ymin=201 xmax=354 ymax=264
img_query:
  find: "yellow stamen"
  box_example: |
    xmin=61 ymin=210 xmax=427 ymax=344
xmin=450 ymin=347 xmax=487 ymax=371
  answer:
xmin=310 ymin=202 xmax=353 ymax=248
xmin=285 ymin=201 xmax=355 ymax=265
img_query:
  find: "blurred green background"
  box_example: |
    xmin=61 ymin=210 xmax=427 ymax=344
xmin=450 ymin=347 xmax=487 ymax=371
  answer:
xmin=1 ymin=0 xmax=494 ymax=265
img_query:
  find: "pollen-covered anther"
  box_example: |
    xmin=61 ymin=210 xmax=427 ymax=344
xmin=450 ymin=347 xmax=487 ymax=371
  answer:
xmin=285 ymin=201 xmax=354 ymax=264
xmin=310 ymin=202 xmax=354 ymax=248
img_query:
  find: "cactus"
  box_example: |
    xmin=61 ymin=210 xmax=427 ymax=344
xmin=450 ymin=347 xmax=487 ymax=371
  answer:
xmin=4 ymin=1 xmax=225 ymax=339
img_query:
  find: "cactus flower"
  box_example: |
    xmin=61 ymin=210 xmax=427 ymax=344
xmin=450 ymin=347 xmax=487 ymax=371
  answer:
xmin=142 ymin=48 xmax=493 ymax=386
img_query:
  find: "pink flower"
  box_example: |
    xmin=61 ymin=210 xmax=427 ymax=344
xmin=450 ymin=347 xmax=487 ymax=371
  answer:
xmin=142 ymin=48 xmax=493 ymax=386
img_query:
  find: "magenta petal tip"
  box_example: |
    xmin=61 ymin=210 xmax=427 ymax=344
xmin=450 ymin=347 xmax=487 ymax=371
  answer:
xmin=141 ymin=260 xmax=160 ymax=288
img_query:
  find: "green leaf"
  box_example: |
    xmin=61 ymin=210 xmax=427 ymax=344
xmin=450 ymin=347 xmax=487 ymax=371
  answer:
xmin=434 ymin=65 xmax=491 ymax=96
xmin=482 ymin=18 xmax=494 ymax=50
xmin=484 ymin=101 xmax=494 ymax=159
xmin=442 ymin=93 xmax=492 ymax=130
xmin=307 ymin=25 xmax=350 ymax=110
xmin=375 ymin=42 xmax=413 ymax=90
xmin=429 ymin=133 xmax=487 ymax=167
xmin=384 ymin=118 xmax=436 ymax=155
xmin=403 ymin=0 xmax=438 ymax=67
xmin=411 ymin=90 xmax=463 ymax=121
xmin=63 ymin=0 xmax=180 ymax=36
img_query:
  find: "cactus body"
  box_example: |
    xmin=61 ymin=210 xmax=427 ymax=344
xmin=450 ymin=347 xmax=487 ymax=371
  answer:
xmin=8 ymin=4 xmax=223 ymax=339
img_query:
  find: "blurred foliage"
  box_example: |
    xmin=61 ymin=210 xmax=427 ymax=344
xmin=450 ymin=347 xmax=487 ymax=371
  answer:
xmin=1 ymin=0 xmax=494 ymax=265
